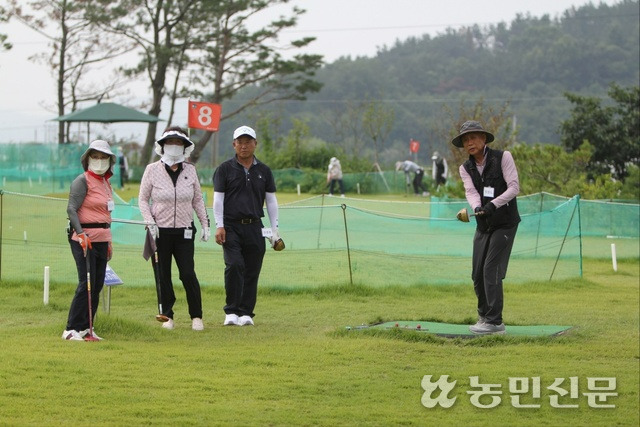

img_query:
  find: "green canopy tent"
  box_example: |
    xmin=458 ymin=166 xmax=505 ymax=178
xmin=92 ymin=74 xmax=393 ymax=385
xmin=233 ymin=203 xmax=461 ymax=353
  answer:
xmin=52 ymin=102 xmax=162 ymax=142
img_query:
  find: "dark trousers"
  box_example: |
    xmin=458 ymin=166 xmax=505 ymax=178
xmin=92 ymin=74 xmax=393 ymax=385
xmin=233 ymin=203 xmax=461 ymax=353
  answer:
xmin=413 ymin=170 xmax=427 ymax=194
xmin=223 ymin=221 xmax=266 ymax=318
xmin=329 ymin=179 xmax=344 ymax=195
xmin=471 ymin=224 xmax=518 ymax=325
xmin=156 ymin=231 xmax=202 ymax=319
xmin=66 ymin=240 xmax=108 ymax=331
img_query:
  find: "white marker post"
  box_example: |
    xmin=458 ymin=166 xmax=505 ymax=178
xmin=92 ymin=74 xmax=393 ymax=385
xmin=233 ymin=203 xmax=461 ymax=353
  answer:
xmin=43 ymin=266 xmax=50 ymax=305
xmin=611 ymin=243 xmax=618 ymax=272
xmin=297 ymin=184 xmax=301 ymax=196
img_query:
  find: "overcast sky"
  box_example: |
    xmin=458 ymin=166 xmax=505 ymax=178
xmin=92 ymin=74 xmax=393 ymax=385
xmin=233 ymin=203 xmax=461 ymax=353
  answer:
xmin=0 ymin=0 xmax=621 ymax=143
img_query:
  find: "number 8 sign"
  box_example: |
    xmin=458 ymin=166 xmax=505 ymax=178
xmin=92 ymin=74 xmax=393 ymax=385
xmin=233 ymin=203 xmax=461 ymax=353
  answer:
xmin=188 ymin=101 xmax=222 ymax=132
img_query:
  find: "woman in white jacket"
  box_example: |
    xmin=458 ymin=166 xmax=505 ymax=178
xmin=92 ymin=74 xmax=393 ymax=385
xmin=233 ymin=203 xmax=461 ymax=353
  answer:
xmin=138 ymin=126 xmax=210 ymax=331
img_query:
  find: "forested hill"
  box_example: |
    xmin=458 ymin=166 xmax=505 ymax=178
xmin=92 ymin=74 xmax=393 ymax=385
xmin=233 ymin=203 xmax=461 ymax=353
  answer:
xmin=245 ymin=0 xmax=638 ymax=163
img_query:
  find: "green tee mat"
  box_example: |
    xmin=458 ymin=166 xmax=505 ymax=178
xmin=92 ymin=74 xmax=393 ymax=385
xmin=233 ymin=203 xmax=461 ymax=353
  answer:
xmin=346 ymin=321 xmax=572 ymax=338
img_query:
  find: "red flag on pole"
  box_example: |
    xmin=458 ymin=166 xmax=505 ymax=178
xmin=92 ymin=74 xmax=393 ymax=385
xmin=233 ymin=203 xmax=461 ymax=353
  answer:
xmin=188 ymin=101 xmax=222 ymax=132
xmin=409 ymin=138 xmax=420 ymax=153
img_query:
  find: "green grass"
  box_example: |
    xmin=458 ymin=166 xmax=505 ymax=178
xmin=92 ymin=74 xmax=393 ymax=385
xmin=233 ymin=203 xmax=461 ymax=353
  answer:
xmin=0 ymin=258 xmax=638 ymax=425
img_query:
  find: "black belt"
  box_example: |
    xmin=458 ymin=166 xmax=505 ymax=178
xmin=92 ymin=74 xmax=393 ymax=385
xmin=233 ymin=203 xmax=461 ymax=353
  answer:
xmin=230 ymin=218 xmax=260 ymax=224
xmin=81 ymin=223 xmax=111 ymax=229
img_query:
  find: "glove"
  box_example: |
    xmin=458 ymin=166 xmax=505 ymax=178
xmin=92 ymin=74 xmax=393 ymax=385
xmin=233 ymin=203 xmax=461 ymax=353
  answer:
xmin=480 ymin=202 xmax=496 ymax=217
xmin=77 ymin=232 xmax=92 ymax=256
xmin=270 ymin=229 xmax=285 ymax=251
xmin=107 ymin=242 xmax=113 ymax=261
xmin=147 ymin=224 xmax=159 ymax=240
xmin=201 ymin=226 xmax=211 ymax=242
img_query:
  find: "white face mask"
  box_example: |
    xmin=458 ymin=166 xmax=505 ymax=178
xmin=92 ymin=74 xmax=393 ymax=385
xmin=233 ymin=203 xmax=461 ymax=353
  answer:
xmin=162 ymin=144 xmax=186 ymax=166
xmin=88 ymin=158 xmax=110 ymax=175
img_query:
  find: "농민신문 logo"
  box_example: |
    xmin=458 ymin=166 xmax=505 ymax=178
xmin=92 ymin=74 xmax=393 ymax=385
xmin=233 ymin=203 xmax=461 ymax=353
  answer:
xmin=421 ymin=375 xmax=617 ymax=409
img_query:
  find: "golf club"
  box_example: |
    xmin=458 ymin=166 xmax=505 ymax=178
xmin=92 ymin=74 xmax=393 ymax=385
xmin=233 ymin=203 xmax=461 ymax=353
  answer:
xmin=145 ymin=227 xmax=169 ymax=322
xmin=456 ymin=207 xmax=480 ymax=223
xmin=152 ymin=249 xmax=169 ymax=322
xmin=84 ymin=248 xmax=100 ymax=342
xmin=111 ymin=218 xmax=154 ymax=226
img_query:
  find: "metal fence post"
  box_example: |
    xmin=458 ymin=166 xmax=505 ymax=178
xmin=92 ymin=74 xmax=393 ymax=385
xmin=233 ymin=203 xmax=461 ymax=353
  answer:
xmin=341 ymin=203 xmax=353 ymax=285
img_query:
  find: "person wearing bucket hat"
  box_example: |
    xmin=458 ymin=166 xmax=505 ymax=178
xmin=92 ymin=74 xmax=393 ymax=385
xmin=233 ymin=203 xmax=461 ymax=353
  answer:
xmin=212 ymin=125 xmax=283 ymax=326
xmin=62 ymin=139 xmax=116 ymax=341
xmin=138 ymin=126 xmax=210 ymax=331
xmin=452 ymin=120 xmax=521 ymax=335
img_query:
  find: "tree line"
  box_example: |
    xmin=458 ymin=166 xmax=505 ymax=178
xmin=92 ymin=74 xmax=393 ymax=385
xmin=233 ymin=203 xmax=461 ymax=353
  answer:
xmin=2 ymin=1 xmax=638 ymax=199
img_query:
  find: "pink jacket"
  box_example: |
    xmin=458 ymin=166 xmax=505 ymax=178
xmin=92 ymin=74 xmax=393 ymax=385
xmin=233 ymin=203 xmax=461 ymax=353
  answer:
xmin=138 ymin=161 xmax=208 ymax=229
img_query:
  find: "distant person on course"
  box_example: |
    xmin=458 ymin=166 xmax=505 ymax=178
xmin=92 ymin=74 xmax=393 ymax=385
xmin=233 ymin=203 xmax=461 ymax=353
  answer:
xmin=327 ymin=156 xmax=345 ymax=197
xmin=395 ymin=159 xmax=429 ymax=196
xmin=431 ymin=151 xmax=448 ymax=187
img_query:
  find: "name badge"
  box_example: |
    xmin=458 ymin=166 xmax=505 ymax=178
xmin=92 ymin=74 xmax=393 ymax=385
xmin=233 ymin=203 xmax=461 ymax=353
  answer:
xmin=107 ymin=200 xmax=115 ymax=211
xmin=261 ymin=228 xmax=273 ymax=238
xmin=184 ymin=229 xmax=193 ymax=239
xmin=483 ymin=187 xmax=495 ymax=198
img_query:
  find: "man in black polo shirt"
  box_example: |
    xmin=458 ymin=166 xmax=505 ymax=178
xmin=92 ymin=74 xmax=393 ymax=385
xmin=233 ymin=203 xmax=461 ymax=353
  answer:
xmin=212 ymin=125 xmax=281 ymax=326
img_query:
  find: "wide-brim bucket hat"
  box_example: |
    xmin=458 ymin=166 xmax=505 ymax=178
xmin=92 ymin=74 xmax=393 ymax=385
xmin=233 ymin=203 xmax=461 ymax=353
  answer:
xmin=80 ymin=139 xmax=116 ymax=171
xmin=154 ymin=129 xmax=195 ymax=157
xmin=451 ymin=120 xmax=495 ymax=148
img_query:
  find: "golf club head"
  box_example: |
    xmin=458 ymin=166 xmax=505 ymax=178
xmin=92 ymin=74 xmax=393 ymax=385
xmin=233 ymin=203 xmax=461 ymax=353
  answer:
xmin=155 ymin=314 xmax=171 ymax=323
xmin=456 ymin=208 xmax=470 ymax=222
xmin=84 ymin=335 xmax=100 ymax=342
xmin=273 ymin=238 xmax=285 ymax=251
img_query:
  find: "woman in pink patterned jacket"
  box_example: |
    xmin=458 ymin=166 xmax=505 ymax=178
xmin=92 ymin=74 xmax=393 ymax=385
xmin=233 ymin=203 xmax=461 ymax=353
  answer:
xmin=138 ymin=126 xmax=210 ymax=331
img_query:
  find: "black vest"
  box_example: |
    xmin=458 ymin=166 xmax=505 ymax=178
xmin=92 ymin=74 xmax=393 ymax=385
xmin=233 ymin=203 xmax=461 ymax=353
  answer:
xmin=463 ymin=148 xmax=520 ymax=233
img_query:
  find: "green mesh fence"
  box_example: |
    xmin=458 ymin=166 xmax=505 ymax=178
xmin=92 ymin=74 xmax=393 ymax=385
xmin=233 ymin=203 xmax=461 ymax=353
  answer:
xmin=1 ymin=190 xmax=637 ymax=288
xmin=192 ymin=167 xmax=413 ymax=194
xmin=2 ymin=143 xmax=414 ymax=194
xmin=0 ymin=143 xmax=127 ymax=194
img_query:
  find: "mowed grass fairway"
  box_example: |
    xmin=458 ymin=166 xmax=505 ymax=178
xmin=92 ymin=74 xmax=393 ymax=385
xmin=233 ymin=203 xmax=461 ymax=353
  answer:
xmin=0 ymin=257 xmax=638 ymax=426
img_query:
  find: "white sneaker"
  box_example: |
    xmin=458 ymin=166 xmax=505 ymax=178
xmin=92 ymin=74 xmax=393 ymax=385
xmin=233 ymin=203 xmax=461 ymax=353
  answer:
xmin=469 ymin=322 xmax=506 ymax=335
xmin=472 ymin=316 xmax=488 ymax=327
xmin=192 ymin=318 xmax=204 ymax=331
xmin=224 ymin=314 xmax=239 ymax=326
xmin=162 ymin=318 xmax=175 ymax=330
xmin=62 ymin=330 xmax=84 ymax=341
xmin=238 ymin=315 xmax=254 ymax=326
xmin=79 ymin=329 xmax=103 ymax=340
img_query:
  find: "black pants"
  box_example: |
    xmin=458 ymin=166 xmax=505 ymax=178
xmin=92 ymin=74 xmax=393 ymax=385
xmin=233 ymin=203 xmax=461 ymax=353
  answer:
xmin=413 ymin=170 xmax=427 ymax=194
xmin=155 ymin=230 xmax=202 ymax=320
xmin=222 ymin=221 xmax=266 ymax=318
xmin=329 ymin=179 xmax=344 ymax=195
xmin=471 ymin=224 xmax=518 ymax=325
xmin=66 ymin=240 xmax=108 ymax=331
